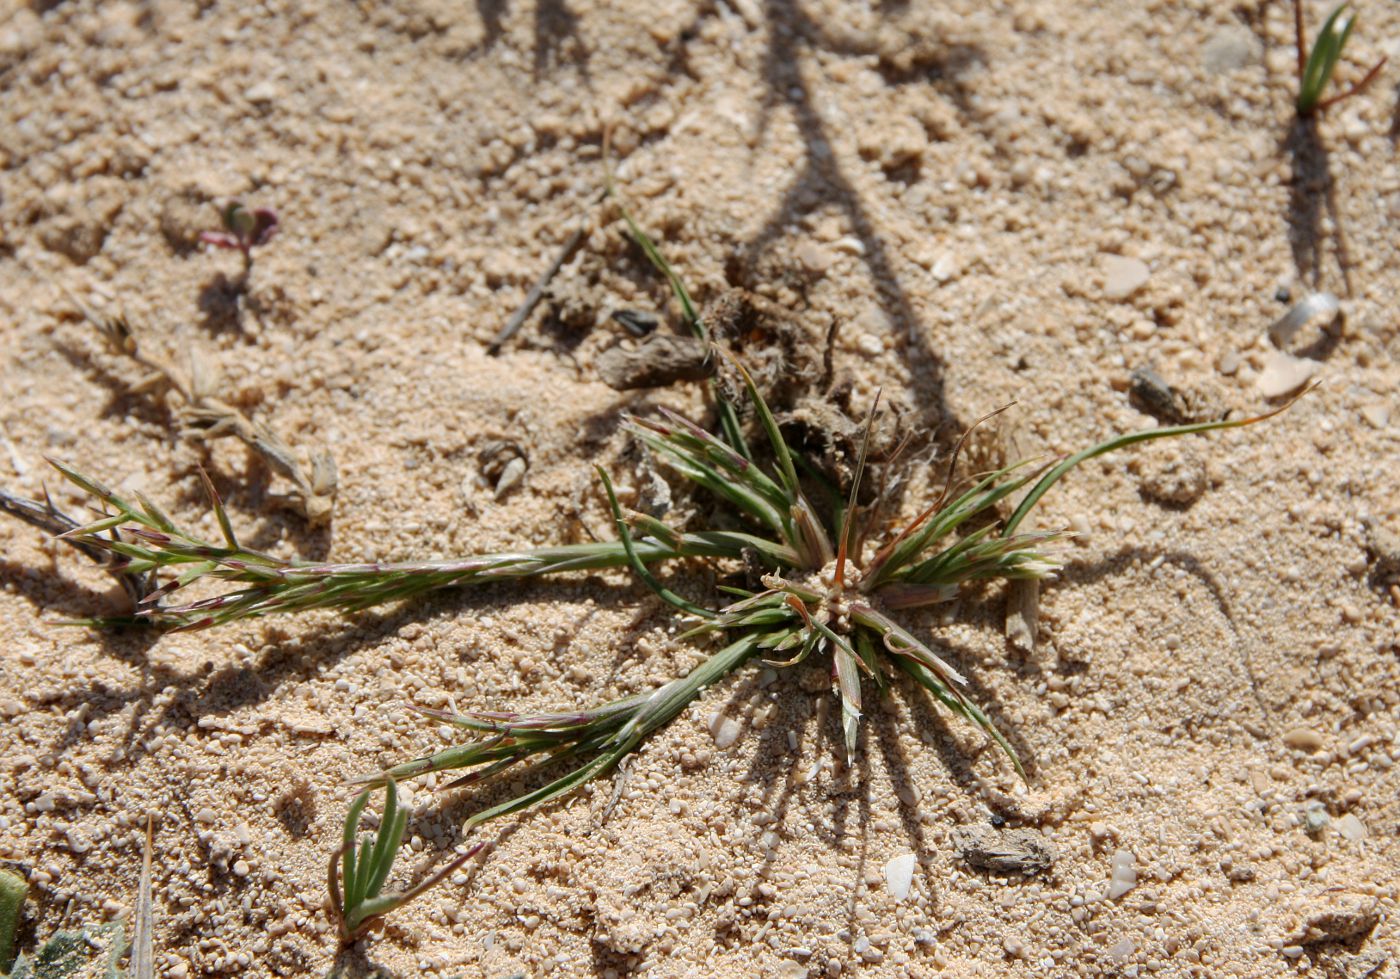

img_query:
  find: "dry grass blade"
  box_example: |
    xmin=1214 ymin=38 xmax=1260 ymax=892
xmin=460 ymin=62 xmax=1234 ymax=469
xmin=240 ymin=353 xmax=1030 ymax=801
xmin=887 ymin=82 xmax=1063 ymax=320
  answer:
xmin=131 ymin=815 xmax=154 ymax=979
xmin=0 ymin=486 xmax=153 ymax=606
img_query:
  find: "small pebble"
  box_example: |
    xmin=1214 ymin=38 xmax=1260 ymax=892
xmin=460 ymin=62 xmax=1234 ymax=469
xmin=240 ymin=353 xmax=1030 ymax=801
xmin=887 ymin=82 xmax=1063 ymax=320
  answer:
xmin=856 ymin=333 xmax=883 ymax=356
xmin=1102 ymin=255 xmax=1150 ymax=300
xmin=1107 ymin=938 xmax=1136 ymax=964
xmin=930 ymin=254 xmax=959 ymax=283
xmin=1282 ymin=727 xmax=1325 ymax=752
xmin=1202 ymin=26 xmax=1260 ymax=73
xmin=244 ymin=80 xmax=282 ymax=103
xmin=231 ymin=859 xmax=250 ymax=877
xmin=795 ymin=241 xmax=833 ymax=274
xmin=708 ymin=712 xmax=742 ymax=749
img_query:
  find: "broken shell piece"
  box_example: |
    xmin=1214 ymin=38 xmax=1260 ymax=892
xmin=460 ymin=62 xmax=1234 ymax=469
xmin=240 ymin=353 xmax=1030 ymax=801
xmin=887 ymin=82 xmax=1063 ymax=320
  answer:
xmin=883 ymin=853 xmax=917 ymax=901
xmin=1268 ymin=292 xmax=1339 ymax=349
xmin=1108 ymin=849 xmax=1137 ymax=899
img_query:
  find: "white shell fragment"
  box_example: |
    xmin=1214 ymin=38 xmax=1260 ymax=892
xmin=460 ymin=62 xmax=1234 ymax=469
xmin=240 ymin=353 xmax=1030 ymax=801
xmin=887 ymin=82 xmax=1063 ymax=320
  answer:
xmin=1255 ymin=350 xmax=1319 ymax=398
xmin=1108 ymin=849 xmax=1137 ymax=899
xmin=884 ymin=853 xmax=917 ymax=902
xmin=707 ymin=711 xmax=741 ymax=749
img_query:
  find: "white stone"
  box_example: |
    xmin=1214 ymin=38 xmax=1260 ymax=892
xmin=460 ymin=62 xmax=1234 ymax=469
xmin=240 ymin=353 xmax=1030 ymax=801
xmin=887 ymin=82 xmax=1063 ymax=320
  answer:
xmin=931 ymin=254 xmax=959 ymax=283
xmin=244 ymin=81 xmax=281 ymax=104
xmin=1202 ymin=26 xmax=1261 ymax=73
xmin=1337 ymin=813 xmax=1367 ymax=841
xmin=1359 ymin=403 xmax=1390 ymax=429
xmin=883 ymin=853 xmax=917 ymax=901
xmin=1102 ymin=255 xmax=1150 ymax=300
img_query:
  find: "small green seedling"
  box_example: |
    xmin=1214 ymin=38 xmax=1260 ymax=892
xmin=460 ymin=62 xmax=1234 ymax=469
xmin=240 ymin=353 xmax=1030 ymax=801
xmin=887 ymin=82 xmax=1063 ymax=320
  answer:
xmin=329 ymin=780 xmax=483 ymax=943
xmin=1294 ymin=2 xmax=1386 ymax=115
xmin=200 ymin=201 xmax=278 ymax=274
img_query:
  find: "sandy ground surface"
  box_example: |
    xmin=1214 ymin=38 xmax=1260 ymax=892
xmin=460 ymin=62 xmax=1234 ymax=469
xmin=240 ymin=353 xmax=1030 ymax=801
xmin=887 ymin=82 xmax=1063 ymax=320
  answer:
xmin=2 ymin=1 xmax=1399 ymax=977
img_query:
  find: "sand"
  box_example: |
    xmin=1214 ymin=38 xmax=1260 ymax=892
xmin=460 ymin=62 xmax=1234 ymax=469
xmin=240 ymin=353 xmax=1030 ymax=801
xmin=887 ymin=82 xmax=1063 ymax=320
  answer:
xmin=1 ymin=1 xmax=1398 ymax=976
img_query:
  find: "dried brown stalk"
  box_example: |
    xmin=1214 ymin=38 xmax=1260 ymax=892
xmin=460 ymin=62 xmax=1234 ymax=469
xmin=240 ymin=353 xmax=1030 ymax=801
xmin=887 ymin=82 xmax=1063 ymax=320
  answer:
xmin=59 ymin=283 xmax=337 ymax=523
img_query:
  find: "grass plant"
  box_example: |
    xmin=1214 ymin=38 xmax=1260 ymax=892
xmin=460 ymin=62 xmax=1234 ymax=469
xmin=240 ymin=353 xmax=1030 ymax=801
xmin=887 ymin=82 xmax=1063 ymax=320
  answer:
xmin=330 ymin=780 xmax=484 ymax=943
xmin=200 ymin=201 xmax=278 ymax=276
xmin=2 ymin=211 xmax=1305 ymax=942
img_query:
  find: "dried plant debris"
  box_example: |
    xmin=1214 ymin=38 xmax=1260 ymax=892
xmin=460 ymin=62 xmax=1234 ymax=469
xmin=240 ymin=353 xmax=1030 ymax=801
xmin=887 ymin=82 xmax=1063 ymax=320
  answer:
xmin=488 ymin=225 xmax=588 ymax=354
xmin=60 ymin=285 xmax=336 ymax=523
xmin=706 ymin=288 xmax=822 ymax=412
xmin=1128 ymin=366 xmax=1224 ymax=426
xmin=780 ymin=380 xmax=906 ymax=497
xmin=1290 ymin=893 xmax=1379 ymax=946
xmin=596 ymin=333 xmax=712 ymax=390
xmin=1004 ymin=576 xmax=1040 ymax=655
xmin=130 ymin=818 xmax=154 ymax=979
xmin=952 ymin=824 xmax=1055 ymax=875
